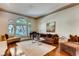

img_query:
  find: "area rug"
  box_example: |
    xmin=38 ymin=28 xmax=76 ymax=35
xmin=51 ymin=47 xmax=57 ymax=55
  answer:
xmin=11 ymin=40 xmax=56 ymax=56
xmin=0 ymin=41 xmax=7 ymax=56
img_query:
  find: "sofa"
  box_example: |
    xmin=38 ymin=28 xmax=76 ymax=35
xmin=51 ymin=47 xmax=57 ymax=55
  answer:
xmin=68 ymin=34 xmax=79 ymax=42
xmin=40 ymin=34 xmax=59 ymax=45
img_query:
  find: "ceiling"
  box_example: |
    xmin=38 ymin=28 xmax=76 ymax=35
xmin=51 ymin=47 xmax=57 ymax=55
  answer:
xmin=0 ymin=3 xmax=71 ymax=18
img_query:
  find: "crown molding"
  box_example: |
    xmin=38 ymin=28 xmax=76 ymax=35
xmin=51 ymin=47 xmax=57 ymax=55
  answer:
xmin=0 ymin=3 xmax=79 ymax=19
xmin=35 ymin=3 xmax=79 ymax=19
xmin=0 ymin=8 xmax=35 ymax=19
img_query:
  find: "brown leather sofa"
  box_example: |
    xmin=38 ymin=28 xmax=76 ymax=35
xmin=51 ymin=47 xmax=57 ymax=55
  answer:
xmin=68 ymin=34 xmax=79 ymax=42
xmin=40 ymin=34 xmax=59 ymax=45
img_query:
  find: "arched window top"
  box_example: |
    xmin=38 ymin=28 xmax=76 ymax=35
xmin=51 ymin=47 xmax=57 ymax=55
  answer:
xmin=8 ymin=20 xmax=14 ymax=24
xmin=16 ymin=17 xmax=27 ymax=25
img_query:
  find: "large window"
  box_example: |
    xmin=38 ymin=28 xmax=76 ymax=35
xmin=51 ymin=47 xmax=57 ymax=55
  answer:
xmin=16 ymin=25 xmax=27 ymax=36
xmin=8 ymin=17 xmax=32 ymax=36
xmin=8 ymin=24 xmax=14 ymax=35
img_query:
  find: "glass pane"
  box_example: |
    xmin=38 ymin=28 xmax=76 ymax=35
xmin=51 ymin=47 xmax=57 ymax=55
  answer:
xmin=8 ymin=24 xmax=14 ymax=35
xmin=16 ymin=25 xmax=27 ymax=36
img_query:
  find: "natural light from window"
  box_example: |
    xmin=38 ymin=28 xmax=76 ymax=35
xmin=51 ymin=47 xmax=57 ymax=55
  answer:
xmin=8 ymin=17 xmax=32 ymax=37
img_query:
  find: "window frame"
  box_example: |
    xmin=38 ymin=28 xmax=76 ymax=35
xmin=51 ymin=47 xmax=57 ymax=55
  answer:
xmin=8 ymin=17 xmax=32 ymax=37
xmin=8 ymin=24 xmax=14 ymax=36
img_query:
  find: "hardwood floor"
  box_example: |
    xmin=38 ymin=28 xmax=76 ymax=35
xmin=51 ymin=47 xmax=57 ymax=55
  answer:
xmin=4 ymin=41 xmax=69 ymax=56
xmin=45 ymin=44 xmax=70 ymax=56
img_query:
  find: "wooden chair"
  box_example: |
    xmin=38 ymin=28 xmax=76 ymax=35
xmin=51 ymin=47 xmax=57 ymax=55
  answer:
xmin=5 ymin=34 xmax=9 ymax=40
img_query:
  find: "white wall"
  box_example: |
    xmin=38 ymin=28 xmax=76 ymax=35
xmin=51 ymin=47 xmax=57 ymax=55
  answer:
xmin=0 ymin=12 xmax=10 ymax=35
xmin=0 ymin=12 xmax=37 ymax=35
xmin=38 ymin=5 xmax=79 ymax=38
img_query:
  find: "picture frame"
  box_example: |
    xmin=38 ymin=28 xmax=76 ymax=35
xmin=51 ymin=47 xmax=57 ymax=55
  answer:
xmin=46 ymin=21 xmax=56 ymax=32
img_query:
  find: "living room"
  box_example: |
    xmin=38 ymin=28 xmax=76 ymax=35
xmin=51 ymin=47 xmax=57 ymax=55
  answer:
xmin=0 ymin=3 xmax=79 ymax=56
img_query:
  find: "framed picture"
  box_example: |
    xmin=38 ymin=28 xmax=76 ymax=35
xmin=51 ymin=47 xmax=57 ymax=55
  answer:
xmin=46 ymin=21 xmax=56 ymax=32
